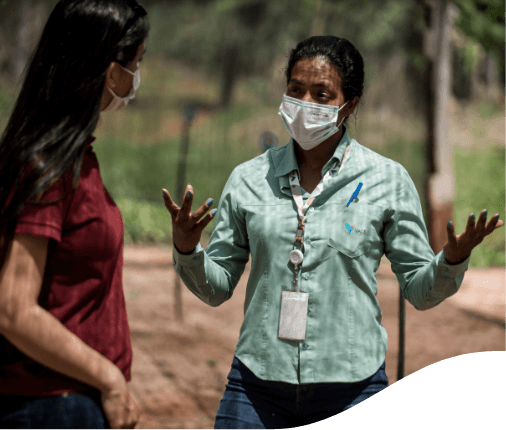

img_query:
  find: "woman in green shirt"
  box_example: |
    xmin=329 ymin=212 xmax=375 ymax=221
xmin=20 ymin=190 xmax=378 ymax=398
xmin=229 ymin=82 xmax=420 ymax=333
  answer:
xmin=163 ymin=36 xmax=503 ymax=429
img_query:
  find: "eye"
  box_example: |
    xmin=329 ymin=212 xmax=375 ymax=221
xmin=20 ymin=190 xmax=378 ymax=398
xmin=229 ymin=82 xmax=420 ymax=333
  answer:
xmin=289 ymin=86 xmax=301 ymax=93
xmin=319 ymin=93 xmax=330 ymax=99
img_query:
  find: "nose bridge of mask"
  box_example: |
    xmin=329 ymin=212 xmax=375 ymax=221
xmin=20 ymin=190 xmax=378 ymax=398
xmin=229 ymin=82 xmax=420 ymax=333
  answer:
xmin=284 ymin=94 xmax=347 ymax=118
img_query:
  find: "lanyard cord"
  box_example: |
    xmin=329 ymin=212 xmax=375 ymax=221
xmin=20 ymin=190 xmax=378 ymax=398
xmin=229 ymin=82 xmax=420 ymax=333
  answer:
xmin=289 ymin=142 xmax=352 ymax=245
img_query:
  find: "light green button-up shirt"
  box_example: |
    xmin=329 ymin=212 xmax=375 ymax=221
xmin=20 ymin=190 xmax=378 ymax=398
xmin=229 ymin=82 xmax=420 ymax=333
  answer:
xmin=173 ymin=128 xmax=469 ymax=384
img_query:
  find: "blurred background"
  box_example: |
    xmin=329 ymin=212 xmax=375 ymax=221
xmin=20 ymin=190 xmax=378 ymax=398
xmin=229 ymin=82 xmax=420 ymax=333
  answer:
xmin=0 ymin=0 xmax=504 ymax=266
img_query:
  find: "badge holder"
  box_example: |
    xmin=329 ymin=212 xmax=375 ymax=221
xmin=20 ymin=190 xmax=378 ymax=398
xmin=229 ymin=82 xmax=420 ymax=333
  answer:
xmin=278 ymin=244 xmax=309 ymax=341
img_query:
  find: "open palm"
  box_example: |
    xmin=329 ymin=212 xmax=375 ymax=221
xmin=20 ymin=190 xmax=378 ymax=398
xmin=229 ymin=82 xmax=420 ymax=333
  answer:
xmin=444 ymin=210 xmax=504 ymax=264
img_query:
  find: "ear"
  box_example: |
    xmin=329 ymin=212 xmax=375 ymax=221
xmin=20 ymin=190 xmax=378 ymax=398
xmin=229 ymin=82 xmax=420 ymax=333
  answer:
xmin=104 ymin=61 xmax=121 ymax=91
xmin=345 ymin=96 xmax=360 ymax=117
xmin=100 ymin=62 xmax=120 ymax=111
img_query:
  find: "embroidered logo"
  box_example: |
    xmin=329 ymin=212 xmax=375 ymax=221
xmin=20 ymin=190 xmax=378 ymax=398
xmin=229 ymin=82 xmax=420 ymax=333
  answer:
xmin=345 ymin=223 xmax=356 ymax=233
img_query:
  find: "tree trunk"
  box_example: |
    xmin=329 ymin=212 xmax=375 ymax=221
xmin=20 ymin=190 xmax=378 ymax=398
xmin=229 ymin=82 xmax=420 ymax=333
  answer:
xmin=424 ymin=0 xmax=457 ymax=255
xmin=485 ymin=54 xmax=498 ymax=99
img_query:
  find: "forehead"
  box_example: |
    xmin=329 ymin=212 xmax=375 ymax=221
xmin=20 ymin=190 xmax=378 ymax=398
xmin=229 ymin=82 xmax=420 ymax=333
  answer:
xmin=290 ymin=57 xmax=341 ymax=88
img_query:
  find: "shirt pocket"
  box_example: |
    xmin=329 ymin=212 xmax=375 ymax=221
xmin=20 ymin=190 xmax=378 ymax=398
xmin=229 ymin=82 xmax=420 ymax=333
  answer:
xmin=327 ymin=203 xmax=383 ymax=258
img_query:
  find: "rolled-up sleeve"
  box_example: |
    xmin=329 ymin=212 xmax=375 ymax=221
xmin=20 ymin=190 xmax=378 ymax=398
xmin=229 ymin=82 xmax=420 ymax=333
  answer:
xmin=173 ymin=168 xmax=250 ymax=307
xmin=383 ymin=168 xmax=469 ymax=310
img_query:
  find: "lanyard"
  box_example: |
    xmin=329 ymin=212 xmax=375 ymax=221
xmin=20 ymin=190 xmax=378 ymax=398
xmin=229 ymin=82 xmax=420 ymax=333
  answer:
xmin=288 ymin=142 xmax=352 ymax=286
xmin=289 ymin=141 xmax=352 ymax=241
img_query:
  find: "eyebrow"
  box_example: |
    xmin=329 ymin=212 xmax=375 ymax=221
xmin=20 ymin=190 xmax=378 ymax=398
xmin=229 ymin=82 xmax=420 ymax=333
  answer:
xmin=290 ymin=79 xmax=331 ymax=89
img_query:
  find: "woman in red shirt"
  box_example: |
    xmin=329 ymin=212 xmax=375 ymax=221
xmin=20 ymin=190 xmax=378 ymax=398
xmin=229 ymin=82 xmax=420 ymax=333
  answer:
xmin=0 ymin=1 xmax=149 ymax=428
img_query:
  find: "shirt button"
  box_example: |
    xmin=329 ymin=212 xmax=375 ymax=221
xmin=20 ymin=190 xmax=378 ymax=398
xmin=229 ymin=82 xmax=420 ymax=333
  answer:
xmin=303 ymin=273 xmax=310 ymax=280
xmin=302 ymin=344 xmax=308 ymax=351
xmin=309 ymin=207 xmax=315 ymax=213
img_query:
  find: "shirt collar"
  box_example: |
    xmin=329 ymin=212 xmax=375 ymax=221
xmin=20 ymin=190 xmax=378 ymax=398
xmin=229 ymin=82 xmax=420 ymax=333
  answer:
xmin=271 ymin=126 xmax=351 ymax=179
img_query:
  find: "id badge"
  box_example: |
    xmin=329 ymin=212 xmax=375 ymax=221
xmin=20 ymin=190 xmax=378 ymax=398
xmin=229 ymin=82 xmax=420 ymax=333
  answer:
xmin=278 ymin=291 xmax=309 ymax=341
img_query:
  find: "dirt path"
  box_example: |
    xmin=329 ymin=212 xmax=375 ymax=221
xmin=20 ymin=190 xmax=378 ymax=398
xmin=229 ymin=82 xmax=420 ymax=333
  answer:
xmin=122 ymin=246 xmax=504 ymax=429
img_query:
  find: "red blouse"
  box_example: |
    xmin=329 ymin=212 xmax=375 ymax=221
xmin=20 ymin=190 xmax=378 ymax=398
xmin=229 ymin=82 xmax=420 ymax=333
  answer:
xmin=0 ymin=137 xmax=132 ymax=396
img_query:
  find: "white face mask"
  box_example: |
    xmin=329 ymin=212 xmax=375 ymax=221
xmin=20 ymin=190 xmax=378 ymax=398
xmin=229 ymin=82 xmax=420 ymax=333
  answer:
xmin=278 ymin=94 xmax=348 ymax=151
xmin=103 ymin=63 xmax=140 ymax=112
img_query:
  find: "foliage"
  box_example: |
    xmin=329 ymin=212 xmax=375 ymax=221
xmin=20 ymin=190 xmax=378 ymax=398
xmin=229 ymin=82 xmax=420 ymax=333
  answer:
xmin=453 ymin=0 xmax=505 ymax=48
xmin=147 ymin=0 xmax=305 ymax=77
xmin=452 ymin=0 xmax=505 ymax=80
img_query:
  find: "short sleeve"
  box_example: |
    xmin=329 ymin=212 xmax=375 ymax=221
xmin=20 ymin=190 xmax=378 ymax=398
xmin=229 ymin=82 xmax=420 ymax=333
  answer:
xmin=14 ymin=177 xmax=71 ymax=243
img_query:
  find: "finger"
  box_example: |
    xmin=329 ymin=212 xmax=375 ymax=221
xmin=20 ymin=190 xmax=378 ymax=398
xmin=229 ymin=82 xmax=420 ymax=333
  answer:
xmin=476 ymin=209 xmax=488 ymax=233
xmin=485 ymin=213 xmax=501 ymax=234
xmin=466 ymin=212 xmax=476 ymax=230
xmin=195 ymin=208 xmax=218 ymax=233
xmin=179 ymin=184 xmax=194 ymax=219
xmin=192 ymin=197 xmax=214 ymax=221
xmin=495 ymin=219 xmax=505 ymax=229
xmin=162 ymin=189 xmax=179 ymax=216
xmin=446 ymin=220 xmax=457 ymax=247
xmin=129 ymin=397 xmax=140 ymax=429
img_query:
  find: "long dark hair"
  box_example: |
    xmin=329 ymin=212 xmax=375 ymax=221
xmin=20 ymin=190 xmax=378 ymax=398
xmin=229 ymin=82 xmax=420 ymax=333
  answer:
xmin=0 ymin=0 xmax=149 ymax=260
xmin=285 ymin=36 xmax=364 ymax=124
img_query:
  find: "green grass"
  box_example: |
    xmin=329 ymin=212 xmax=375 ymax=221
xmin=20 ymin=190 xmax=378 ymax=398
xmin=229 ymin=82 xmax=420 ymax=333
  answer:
xmin=377 ymin=137 xmax=427 ymax=218
xmin=117 ymin=198 xmax=170 ymax=245
xmin=377 ymin=138 xmax=505 ymax=267
xmin=453 ymin=146 xmax=505 ymax=267
xmin=93 ymin=105 xmax=265 ymax=244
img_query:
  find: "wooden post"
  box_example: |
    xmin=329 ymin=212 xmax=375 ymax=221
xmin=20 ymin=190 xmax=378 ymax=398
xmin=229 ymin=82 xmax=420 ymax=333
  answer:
xmin=397 ymin=291 xmax=405 ymax=380
xmin=173 ymin=105 xmax=197 ymax=322
xmin=173 ymin=124 xmax=189 ymax=322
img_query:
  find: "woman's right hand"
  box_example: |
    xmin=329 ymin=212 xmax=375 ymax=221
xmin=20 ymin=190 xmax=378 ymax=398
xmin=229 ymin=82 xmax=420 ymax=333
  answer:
xmin=101 ymin=370 xmax=140 ymax=429
xmin=162 ymin=185 xmax=216 ymax=253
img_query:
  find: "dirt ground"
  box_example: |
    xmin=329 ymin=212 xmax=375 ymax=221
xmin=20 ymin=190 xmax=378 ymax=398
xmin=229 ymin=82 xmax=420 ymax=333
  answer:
xmin=122 ymin=245 xmax=505 ymax=429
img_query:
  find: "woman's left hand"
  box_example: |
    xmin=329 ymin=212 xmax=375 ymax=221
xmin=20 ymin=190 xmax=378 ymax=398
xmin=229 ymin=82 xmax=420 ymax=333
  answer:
xmin=443 ymin=210 xmax=504 ymax=264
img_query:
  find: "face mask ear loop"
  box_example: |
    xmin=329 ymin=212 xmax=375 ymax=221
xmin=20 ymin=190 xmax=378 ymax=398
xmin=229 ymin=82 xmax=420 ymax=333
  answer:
xmin=337 ymin=101 xmax=348 ymax=129
xmin=106 ymin=63 xmax=135 ymax=97
xmin=107 ymin=86 xmax=119 ymax=98
xmin=120 ymin=65 xmax=137 ymax=76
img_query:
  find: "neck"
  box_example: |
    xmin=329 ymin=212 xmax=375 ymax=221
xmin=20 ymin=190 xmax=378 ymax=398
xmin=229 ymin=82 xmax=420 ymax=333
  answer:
xmin=294 ymin=128 xmax=344 ymax=174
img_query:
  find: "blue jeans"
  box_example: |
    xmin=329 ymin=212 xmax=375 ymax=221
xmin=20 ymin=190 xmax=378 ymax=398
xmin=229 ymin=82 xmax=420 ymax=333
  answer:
xmin=0 ymin=389 xmax=109 ymax=429
xmin=215 ymin=357 xmax=388 ymax=429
